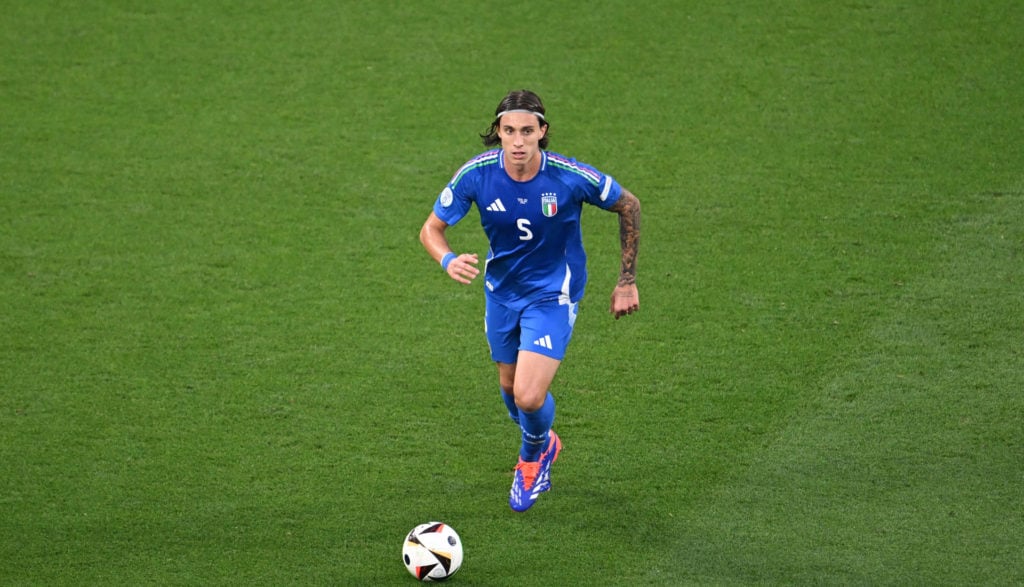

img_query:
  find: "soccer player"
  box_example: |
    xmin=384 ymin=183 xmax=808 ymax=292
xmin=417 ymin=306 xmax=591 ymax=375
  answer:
xmin=419 ymin=89 xmax=641 ymax=512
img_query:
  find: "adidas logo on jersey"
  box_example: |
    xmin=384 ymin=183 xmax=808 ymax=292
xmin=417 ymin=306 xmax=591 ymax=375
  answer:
xmin=486 ymin=199 xmax=507 ymax=212
xmin=533 ymin=335 xmax=553 ymax=350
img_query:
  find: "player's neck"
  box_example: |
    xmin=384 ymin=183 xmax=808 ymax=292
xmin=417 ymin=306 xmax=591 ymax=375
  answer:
xmin=503 ymin=151 xmax=541 ymax=182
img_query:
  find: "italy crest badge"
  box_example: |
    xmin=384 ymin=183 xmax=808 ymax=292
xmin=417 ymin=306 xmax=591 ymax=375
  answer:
xmin=541 ymin=194 xmax=558 ymax=217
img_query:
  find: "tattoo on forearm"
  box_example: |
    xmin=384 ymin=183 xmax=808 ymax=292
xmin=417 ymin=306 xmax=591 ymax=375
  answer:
xmin=613 ymin=191 xmax=641 ymax=286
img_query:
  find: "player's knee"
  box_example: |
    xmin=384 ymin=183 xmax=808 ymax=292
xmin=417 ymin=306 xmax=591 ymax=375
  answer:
xmin=497 ymin=364 xmax=516 ymax=392
xmin=513 ymin=389 xmax=547 ymax=413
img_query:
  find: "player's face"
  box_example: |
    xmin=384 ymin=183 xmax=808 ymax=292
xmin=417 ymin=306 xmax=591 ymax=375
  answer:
xmin=498 ymin=112 xmax=547 ymax=167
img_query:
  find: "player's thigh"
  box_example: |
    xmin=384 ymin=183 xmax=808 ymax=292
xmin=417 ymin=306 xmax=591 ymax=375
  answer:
xmin=484 ymin=297 xmax=521 ymax=364
xmin=512 ymin=350 xmax=561 ymax=411
xmin=511 ymin=299 xmax=577 ymax=409
xmin=517 ymin=299 xmax=577 ymax=361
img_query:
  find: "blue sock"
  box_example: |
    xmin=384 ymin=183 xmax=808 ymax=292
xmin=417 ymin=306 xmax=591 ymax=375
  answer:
xmin=519 ymin=392 xmax=555 ymax=461
xmin=501 ymin=389 xmax=520 ymax=425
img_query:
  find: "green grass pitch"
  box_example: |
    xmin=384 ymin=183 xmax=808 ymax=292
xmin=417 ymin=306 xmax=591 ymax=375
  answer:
xmin=2 ymin=1 xmax=1021 ymax=584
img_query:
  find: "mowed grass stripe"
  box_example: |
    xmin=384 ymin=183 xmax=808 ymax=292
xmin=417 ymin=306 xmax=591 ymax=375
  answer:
xmin=668 ymin=186 xmax=1023 ymax=584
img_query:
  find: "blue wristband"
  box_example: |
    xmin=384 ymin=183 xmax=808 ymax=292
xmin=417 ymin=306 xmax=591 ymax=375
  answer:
xmin=440 ymin=252 xmax=457 ymax=271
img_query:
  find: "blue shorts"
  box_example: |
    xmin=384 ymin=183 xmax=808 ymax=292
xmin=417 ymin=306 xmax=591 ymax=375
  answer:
xmin=485 ymin=296 xmax=578 ymax=363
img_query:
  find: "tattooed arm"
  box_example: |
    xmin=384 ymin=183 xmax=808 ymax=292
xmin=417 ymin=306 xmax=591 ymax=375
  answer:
xmin=608 ymin=189 xmax=641 ymax=319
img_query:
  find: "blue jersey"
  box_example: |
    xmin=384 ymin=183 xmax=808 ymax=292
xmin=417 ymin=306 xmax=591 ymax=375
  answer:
xmin=433 ymin=149 xmax=623 ymax=310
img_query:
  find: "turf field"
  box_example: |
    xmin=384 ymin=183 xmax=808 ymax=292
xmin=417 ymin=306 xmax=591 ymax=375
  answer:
xmin=2 ymin=1 xmax=1021 ymax=584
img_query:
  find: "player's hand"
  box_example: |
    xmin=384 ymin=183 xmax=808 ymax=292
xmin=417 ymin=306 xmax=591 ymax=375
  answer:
xmin=610 ymin=283 xmax=639 ymax=319
xmin=446 ymin=253 xmax=480 ymax=284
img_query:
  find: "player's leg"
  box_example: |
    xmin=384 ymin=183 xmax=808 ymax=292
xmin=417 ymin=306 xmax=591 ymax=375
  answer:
xmin=508 ymin=300 xmax=574 ymax=512
xmin=508 ymin=351 xmax=564 ymax=511
xmin=485 ymin=297 xmax=521 ymax=425
xmin=511 ymin=350 xmax=560 ymax=459
xmin=514 ymin=298 xmax=576 ymax=459
xmin=496 ymin=362 xmax=519 ymax=425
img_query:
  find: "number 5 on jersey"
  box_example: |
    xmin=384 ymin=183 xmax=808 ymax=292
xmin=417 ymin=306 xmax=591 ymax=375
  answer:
xmin=517 ymin=218 xmax=533 ymax=241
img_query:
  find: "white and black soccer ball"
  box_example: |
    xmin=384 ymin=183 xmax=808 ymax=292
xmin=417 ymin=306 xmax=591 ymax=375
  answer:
xmin=402 ymin=522 xmax=463 ymax=581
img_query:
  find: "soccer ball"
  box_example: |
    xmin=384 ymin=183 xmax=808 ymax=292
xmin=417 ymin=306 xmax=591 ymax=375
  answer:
xmin=402 ymin=522 xmax=463 ymax=581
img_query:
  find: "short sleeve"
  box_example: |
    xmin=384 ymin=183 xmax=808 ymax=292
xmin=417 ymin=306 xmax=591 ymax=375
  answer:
xmin=588 ymin=174 xmax=623 ymax=209
xmin=433 ymin=180 xmax=474 ymax=226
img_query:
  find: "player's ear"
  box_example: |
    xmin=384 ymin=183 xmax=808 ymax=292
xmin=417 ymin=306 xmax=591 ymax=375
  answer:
xmin=539 ymin=123 xmax=549 ymax=138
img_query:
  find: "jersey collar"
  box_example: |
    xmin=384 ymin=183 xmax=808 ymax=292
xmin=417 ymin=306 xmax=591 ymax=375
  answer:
xmin=498 ymin=150 xmax=547 ymax=171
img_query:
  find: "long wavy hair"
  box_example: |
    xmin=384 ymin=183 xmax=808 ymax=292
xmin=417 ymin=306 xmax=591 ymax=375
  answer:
xmin=480 ymin=89 xmax=550 ymax=149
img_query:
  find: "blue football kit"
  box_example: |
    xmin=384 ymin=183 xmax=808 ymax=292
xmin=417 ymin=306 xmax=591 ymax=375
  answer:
xmin=433 ymin=149 xmax=623 ymax=362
